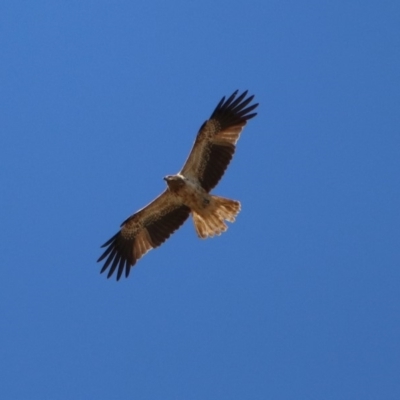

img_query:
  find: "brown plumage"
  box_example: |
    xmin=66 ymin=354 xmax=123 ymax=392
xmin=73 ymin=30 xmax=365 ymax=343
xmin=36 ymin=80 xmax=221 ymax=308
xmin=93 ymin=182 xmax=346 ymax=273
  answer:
xmin=98 ymin=90 xmax=258 ymax=280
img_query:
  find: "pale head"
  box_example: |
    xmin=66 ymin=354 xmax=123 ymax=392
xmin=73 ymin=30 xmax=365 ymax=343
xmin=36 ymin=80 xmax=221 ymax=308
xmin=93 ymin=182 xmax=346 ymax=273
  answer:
xmin=164 ymin=174 xmax=185 ymax=191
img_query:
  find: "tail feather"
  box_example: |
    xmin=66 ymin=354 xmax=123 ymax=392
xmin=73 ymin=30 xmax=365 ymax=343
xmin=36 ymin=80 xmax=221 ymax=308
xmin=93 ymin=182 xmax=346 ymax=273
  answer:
xmin=192 ymin=196 xmax=241 ymax=239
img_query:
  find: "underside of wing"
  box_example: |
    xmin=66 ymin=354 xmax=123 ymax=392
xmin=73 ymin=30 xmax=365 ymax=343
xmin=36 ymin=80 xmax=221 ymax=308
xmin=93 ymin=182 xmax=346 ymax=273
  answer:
xmin=97 ymin=190 xmax=190 ymax=281
xmin=180 ymin=90 xmax=258 ymax=192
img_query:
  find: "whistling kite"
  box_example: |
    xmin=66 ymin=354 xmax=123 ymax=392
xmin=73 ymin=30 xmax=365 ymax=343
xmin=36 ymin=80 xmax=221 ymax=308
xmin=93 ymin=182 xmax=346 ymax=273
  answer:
xmin=98 ymin=90 xmax=258 ymax=280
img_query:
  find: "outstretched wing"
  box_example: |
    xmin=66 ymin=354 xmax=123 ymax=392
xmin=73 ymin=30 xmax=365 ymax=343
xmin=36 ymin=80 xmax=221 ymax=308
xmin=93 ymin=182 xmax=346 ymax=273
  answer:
xmin=180 ymin=90 xmax=258 ymax=192
xmin=97 ymin=190 xmax=190 ymax=281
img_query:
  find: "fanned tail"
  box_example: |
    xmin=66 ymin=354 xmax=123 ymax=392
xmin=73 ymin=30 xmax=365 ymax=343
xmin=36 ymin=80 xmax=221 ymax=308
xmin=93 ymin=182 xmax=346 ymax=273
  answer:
xmin=192 ymin=196 xmax=241 ymax=239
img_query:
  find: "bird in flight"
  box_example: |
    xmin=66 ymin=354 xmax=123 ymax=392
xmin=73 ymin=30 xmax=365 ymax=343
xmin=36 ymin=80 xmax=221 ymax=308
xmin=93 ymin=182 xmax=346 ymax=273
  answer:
xmin=98 ymin=90 xmax=258 ymax=280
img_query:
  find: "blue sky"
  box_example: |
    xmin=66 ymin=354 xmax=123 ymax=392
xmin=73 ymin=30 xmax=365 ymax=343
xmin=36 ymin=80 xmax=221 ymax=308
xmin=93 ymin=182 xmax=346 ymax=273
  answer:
xmin=1 ymin=1 xmax=399 ymax=399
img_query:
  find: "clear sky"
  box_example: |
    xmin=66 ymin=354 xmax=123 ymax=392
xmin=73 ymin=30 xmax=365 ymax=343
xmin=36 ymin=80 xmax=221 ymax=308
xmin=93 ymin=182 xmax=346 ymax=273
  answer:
xmin=1 ymin=1 xmax=399 ymax=399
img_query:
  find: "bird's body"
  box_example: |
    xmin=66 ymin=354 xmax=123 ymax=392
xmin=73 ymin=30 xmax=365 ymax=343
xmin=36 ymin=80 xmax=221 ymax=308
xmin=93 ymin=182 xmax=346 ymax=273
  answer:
xmin=164 ymin=174 xmax=241 ymax=238
xmin=164 ymin=174 xmax=210 ymax=212
xmin=98 ymin=90 xmax=258 ymax=280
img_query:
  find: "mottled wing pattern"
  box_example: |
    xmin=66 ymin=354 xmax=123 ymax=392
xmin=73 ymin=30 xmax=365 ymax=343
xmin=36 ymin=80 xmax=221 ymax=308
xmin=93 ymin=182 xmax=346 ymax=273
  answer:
xmin=97 ymin=190 xmax=190 ymax=281
xmin=180 ymin=90 xmax=258 ymax=192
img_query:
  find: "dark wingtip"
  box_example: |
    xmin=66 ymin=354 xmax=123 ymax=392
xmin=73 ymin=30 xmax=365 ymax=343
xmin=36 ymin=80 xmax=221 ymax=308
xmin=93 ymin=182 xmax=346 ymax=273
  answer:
xmin=97 ymin=231 xmax=136 ymax=281
xmin=210 ymin=90 xmax=258 ymax=127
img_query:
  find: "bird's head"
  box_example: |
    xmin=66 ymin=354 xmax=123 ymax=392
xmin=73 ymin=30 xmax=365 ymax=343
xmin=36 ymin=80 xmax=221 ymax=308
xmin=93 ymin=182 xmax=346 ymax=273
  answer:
xmin=164 ymin=175 xmax=184 ymax=191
